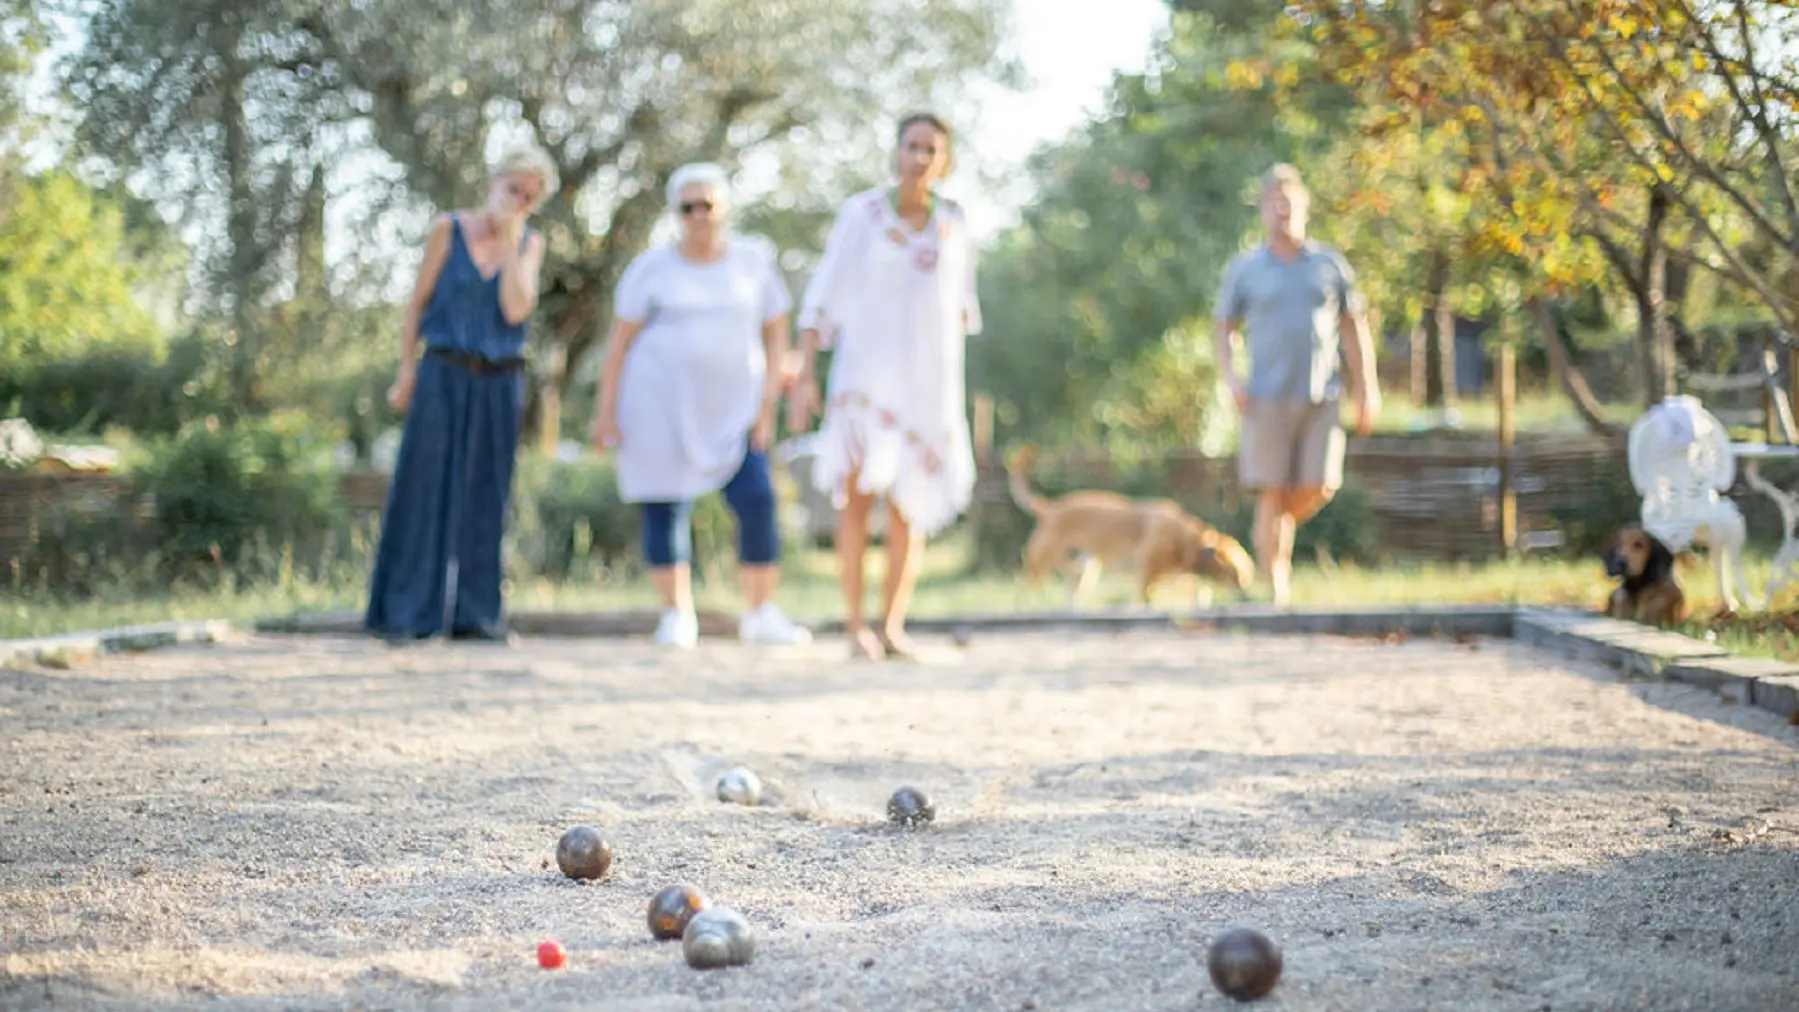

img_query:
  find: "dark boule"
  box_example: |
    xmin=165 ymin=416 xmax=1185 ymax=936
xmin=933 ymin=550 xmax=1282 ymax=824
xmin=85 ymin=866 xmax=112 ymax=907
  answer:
xmin=887 ymin=786 xmax=935 ymax=827
xmin=555 ymin=826 xmax=613 ymax=881
xmin=648 ymin=884 xmax=710 ymax=941
xmin=1206 ymin=927 xmax=1282 ymax=1002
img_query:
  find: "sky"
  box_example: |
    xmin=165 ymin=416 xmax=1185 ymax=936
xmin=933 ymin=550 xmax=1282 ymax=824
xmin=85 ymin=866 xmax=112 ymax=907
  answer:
xmin=961 ymin=0 xmax=1170 ymax=236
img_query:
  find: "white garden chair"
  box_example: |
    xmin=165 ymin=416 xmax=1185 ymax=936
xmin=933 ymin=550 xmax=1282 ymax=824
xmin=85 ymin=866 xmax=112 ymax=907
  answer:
xmin=1627 ymin=395 xmax=1754 ymax=611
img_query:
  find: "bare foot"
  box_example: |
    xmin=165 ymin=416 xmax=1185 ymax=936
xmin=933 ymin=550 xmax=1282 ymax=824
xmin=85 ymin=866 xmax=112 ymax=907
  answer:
xmin=878 ymin=626 xmax=920 ymax=661
xmin=847 ymin=625 xmax=886 ymax=660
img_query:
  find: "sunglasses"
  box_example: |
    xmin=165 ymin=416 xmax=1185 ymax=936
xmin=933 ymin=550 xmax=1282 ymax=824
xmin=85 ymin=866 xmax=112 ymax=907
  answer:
xmin=679 ymin=200 xmax=715 ymax=216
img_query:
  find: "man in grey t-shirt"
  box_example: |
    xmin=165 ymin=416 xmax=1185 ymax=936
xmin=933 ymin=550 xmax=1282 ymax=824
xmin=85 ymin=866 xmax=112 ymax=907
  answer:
xmin=1213 ymin=164 xmax=1380 ymax=607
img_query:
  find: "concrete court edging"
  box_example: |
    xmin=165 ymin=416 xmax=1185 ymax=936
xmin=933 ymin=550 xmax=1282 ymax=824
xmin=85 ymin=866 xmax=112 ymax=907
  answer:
xmin=0 ymin=619 xmax=237 ymax=671
xmin=4 ymin=606 xmax=1796 ymax=724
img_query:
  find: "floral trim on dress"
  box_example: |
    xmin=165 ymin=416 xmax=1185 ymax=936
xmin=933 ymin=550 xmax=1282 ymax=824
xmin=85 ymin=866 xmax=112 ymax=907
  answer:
xmin=827 ymin=391 xmax=945 ymax=476
xmin=874 ymin=194 xmax=949 ymax=276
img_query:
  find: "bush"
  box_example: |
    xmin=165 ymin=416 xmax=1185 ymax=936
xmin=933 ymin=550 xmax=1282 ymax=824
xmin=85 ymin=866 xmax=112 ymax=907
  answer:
xmin=12 ymin=495 xmax=150 ymax=596
xmin=1193 ymin=482 xmax=1382 ymax=566
xmin=133 ymin=414 xmax=348 ymax=584
xmin=509 ymin=455 xmax=736 ymax=583
xmin=11 ymin=415 xmax=351 ymax=595
xmin=0 ymin=334 xmax=225 ymax=438
xmin=1545 ymin=462 xmax=1640 ymax=558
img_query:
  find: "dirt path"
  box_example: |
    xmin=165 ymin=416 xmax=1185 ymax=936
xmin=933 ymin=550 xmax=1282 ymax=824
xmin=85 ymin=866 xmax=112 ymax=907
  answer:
xmin=3 ymin=627 xmax=1797 ymax=1011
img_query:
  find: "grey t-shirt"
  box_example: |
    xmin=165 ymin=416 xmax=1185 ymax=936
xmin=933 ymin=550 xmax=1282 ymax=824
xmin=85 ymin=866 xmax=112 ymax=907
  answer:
xmin=1215 ymin=242 xmax=1360 ymax=403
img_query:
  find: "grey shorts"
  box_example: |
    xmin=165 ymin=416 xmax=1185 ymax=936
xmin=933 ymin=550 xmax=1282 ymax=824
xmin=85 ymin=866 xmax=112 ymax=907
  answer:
xmin=1239 ymin=398 xmax=1346 ymax=492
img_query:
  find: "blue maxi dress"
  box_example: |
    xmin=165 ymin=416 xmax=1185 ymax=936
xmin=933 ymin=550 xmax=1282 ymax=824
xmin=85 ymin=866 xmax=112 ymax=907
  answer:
xmin=364 ymin=214 xmax=532 ymax=641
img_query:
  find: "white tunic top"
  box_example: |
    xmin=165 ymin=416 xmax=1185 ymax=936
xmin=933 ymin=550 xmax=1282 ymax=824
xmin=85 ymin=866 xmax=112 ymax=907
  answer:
xmin=613 ymin=235 xmax=791 ymax=503
xmin=798 ymin=187 xmax=983 ymax=536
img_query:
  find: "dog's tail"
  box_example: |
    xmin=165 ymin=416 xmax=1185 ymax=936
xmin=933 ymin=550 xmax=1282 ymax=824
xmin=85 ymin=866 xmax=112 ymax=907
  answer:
xmin=1005 ymin=445 xmax=1046 ymax=516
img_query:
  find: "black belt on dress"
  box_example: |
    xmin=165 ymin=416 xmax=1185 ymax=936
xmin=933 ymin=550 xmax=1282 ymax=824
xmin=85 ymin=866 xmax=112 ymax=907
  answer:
xmin=427 ymin=346 xmax=527 ymax=375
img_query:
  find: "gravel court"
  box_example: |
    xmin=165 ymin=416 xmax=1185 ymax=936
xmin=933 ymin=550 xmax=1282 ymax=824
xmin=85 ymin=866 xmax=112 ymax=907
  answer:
xmin=2 ymin=627 xmax=1796 ymax=1011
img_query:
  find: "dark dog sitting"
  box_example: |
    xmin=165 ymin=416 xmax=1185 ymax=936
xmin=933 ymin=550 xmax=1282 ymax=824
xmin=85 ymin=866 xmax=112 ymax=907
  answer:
xmin=1602 ymin=525 xmax=1688 ymax=627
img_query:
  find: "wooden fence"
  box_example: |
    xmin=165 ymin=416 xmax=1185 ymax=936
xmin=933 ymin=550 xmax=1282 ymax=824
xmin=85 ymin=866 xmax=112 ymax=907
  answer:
xmin=0 ymin=435 xmax=1638 ymax=573
xmin=970 ymin=434 xmax=1633 ymax=561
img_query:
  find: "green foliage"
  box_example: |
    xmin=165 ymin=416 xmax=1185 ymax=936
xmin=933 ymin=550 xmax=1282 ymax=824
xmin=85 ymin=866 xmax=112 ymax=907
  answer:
xmin=0 ymin=169 xmax=164 ymax=379
xmin=11 ymin=495 xmax=148 ymax=596
xmin=132 ymin=414 xmax=347 ymax=581
xmin=14 ymin=415 xmax=353 ymax=595
xmin=0 ymin=333 xmax=223 ymax=437
xmin=970 ymin=4 xmax=1350 ymax=452
xmin=0 ymin=0 xmax=41 ymax=166
xmin=1545 ymin=463 xmax=1641 ymax=559
xmin=508 ymin=455 xmax=738 ymax=584
xmin=1286 ymin=0 xmax=1799 ymax=335
xmin=1092 ymin=319 xmax=1222 ymax=451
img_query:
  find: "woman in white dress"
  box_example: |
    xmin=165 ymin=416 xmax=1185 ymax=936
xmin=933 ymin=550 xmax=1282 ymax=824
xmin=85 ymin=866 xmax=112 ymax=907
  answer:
xmin=589 ymin=163 xmax=812 ymax=649
xmin=788 ymin=113 xmax=982 ymax=660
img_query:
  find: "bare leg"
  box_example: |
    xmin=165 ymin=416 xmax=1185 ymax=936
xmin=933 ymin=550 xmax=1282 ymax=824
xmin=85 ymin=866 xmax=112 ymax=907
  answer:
xmin=1252 ymin=489 xmax=1283 ymax=589
xmin=837 ymin=477 xmax=884 ymax=659
xmin=1270 ymin=508 xmax=1298 ymax=608
xmin=649 ymin=564 xmax=693 ymax=613
xmin=1252 ymin=488 xmax=1297 ymax=607
xmin=879 ymin=501 xmax=926 ymax=658
xmin=739 ymin=565 xmax=777 ymax=610
xmin=1287 ymin=486 xmax=1334 ymax=526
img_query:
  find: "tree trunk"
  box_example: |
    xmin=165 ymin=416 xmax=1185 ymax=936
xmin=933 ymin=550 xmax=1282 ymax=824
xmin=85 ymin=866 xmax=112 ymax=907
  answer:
xmin=1665 ymin=253 xmax=1697 ymax=368
xmin=1435 ymin=297 xmax=1457 ymax=409
xmin=1633 ymin=186 xmax=1672 ymax=407
xmin=1527 ymin=297 xmax=1623 ymax=437
xmin=1418 ymin=248 xmax=1454 ymax=407
xmin=295 ymin=159 xmax=327 ymax=307
xmin=1409 ymin=317 xmax=1427 ymax=405
xmin=219 ymin=25 xmax=260 ymax=415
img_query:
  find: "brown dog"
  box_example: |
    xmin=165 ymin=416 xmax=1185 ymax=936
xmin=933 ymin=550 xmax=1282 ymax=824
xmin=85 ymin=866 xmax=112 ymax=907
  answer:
xmin=1602 ymin=525 xmax=1688 ymax=627
xmin=1007 ymin=447 xmax=1254 ymax=606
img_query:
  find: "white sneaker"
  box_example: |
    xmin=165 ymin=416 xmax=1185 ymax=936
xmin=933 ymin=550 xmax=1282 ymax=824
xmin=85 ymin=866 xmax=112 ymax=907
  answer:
xmin=653 ymin=608 xmax=698 ymax=649
xmin=738 ymin=603 xmax=813 ymax=646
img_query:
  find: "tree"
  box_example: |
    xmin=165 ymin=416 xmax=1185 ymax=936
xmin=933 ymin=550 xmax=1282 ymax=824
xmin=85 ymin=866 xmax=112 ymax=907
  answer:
xmin=0 ymin=0 xmax=43 ymax=222
xmin=295 ymin=0 xmax=1016 ymax=433
xmin=60 ymin=0 xmax=1015 ymax=434
xmin=1287 ymin=0 xmax=1799 ymax=409
xmin=0 ymin=168 xmax=163 ymax=380
xmin=970 ymin=1 xmax=1353 ymax=450
xmin=63 ymin=0 xmax=358 ymax=413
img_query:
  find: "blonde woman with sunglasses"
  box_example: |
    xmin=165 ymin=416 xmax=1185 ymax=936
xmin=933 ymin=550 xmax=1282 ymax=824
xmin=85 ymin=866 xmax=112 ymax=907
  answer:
xmin=590 ymin=162 xmax=812 ymax=649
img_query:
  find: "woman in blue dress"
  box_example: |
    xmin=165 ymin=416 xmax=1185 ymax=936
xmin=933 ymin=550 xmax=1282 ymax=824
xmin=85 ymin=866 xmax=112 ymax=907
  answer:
xmin=364 ymin=143 xmax=559 ymax=643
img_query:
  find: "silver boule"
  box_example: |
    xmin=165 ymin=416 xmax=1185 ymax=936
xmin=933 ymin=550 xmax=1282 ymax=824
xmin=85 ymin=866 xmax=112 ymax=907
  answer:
xmin=681 ymin=906 xmax=756 ymax=969
xmin=648 ymin=883 xmax=710 ymax=941
xmin=886 ymin=786 xmax=935 ymax=827
xmin=715 ymin=766 xmax=762 ymax=806
xmin=554 ymin=825 xmax=613 ymax=880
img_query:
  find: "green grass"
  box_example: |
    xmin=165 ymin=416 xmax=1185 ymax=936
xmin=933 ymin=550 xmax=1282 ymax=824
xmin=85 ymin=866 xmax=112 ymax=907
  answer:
xmin=7 ymin=531 xmax=1799 ymax=661
xmin=1371 ymin=390 xmax=1641 ymax=437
